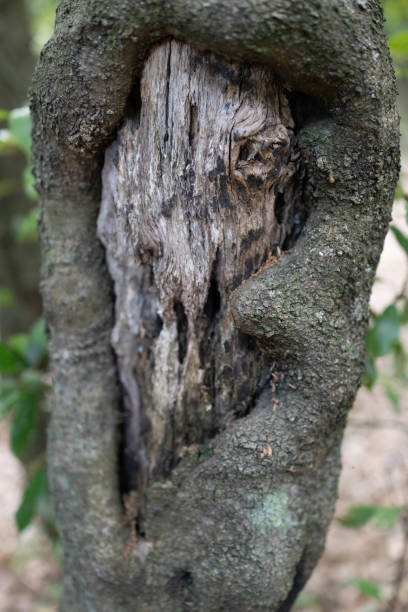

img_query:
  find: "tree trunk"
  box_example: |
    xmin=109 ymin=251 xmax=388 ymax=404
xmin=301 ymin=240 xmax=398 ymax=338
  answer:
xmin=30 ymin=1 xmax=399 ymax=610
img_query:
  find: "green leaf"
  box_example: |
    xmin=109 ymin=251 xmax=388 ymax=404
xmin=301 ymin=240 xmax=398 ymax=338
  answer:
xmin=351 ymin=578 xmax=381 ymax=601
xmin=25 ymin=318 xmax=48 ymax=367
xmin=0 ymin=109 xmax=10 ymax=121
xmin=0 ymin=286 xmax=15 ymax=309
xmin=394 ymin=182 xmax=404 ymax=200
xmin=23 ymin=165 xmax=37 ymax=201
xmin=388 ymin=30 xmax=408 ymax=55
xmin=6 ymin=333 xmax=29 ymax=358
xmin=338 ymin=505 xmax=378 ymax=528
xmin=391 ymin=341 xmax=407 ymax=381
xmin=8 ymin=107 xmax=31 ymax=158
xmin=5 ymin=332 xmax=47 ymax=371
xmin=372 ymin=506 xmax=404 ymax=529
xmin=0 ymin=344 xmax=26 ymax=375
xmin=0 ymin=369 xmax=46 ymax=420
xmin=400 ymin=299 xmax=408 ymax=325
xmin=384 ymin=383 xmax=400 ymax=411
xmin=366 ymin=304 xmax=400 ymax=358
xmin=12 ymin=207 xmax=39 ymax=243
xmin=20 ymin=369 xmax=46 ymax=388
xmin=29 ymin=318 xmax=47 ymax=350
xmin=339 ymin=505 xmax=404 ymax=530
xmin=363 ymin=356 xmax=377 ymax=389
xmin=16 ymin=466 xmax=48 ymax=532
xmin=10 ymin=391 xmax=40 ymax=459
xmin=0 ymin=380 xmax=20 ymax=418
xmin=390 ymin=225 xmax=408 ymax=255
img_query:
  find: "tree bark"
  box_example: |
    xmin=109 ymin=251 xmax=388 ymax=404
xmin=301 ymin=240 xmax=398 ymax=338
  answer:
xmin=30 ymin=1 xmax=399 ymax=610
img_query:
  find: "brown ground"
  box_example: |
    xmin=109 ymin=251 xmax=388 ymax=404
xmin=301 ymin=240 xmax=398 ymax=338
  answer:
xmin=300 ymin=382 xmax=408 ymax=611
xmin=0 ymin=202 xmax=407 ymax=611
xmin=0 ymin=424 xmax=61 ymax=612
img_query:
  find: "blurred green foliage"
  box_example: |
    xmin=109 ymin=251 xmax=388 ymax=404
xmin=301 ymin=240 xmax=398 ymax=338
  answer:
xmin=363 ymin=195 xmax=408 ymax=412
xmin=338 ymin=504 xmax=404 ymax=529
xmin=383 ymin=0 xmax=408 ymax=33
xmin=25 ymin=0 xmax=59 ymax=55
xmin=350 ymin=578 xmax=382 ymax=602
xmin=0 ymin=0 xmax=57 ymax=535
xmin=0 ymin=319 xmax=54 ymax=533
xmin=0 ymin=105 xmax=37 ymax=208
xmin=0 ymin=104 xmax=45 ymax=532
xmin=383 ymin=0 xmax=408 ymax=76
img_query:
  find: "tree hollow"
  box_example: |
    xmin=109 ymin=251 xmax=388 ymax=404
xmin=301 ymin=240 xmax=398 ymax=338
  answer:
xmin=98 ymin=40 xmax=302 ymax=492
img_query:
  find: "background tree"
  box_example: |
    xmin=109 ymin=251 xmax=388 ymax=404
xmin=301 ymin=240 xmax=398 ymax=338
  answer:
xmin=30 ymin=1 xmax=399 ymax=610
xmin=0 ymin=0 xmax=39 ymax=334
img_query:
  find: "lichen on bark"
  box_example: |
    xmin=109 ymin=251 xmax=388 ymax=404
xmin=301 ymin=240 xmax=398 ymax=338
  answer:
xmin=30 ymin=1 xmax=400 ymax=610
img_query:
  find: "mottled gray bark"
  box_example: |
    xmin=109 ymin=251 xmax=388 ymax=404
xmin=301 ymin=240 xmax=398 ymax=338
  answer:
xmin=30 ymin=1 xmax=399 ymax=610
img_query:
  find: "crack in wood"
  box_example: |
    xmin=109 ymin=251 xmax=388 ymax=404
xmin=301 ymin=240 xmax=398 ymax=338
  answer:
xmin=98 ymin=40 xmax=303 ymax=496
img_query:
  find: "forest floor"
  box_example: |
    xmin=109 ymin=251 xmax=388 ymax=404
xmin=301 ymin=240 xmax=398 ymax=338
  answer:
xmin=0 ymin=203 xmax=407 ymax=612
xmin=300 ymin=386 xmax=408 ymax=611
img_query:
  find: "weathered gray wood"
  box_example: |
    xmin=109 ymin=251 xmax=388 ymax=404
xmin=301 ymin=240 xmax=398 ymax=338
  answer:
xmin=98 ymin=41 xmax=301 ymax=490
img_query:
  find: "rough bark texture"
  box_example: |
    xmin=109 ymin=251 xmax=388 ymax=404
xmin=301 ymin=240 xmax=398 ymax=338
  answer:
xmin=30 ymin=1 xmax=399 ymax=610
